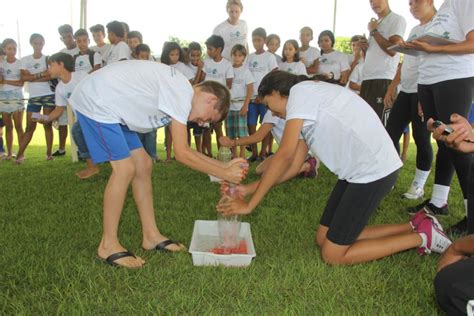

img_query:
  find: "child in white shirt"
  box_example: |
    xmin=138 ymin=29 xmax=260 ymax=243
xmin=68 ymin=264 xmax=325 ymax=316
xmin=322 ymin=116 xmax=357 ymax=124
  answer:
xmin=279 ymin=39 xmax=308 ymax=76
xmin=299 ymin=26 xmax=321 ymax=75
xmin=104 ymin=21 xmax=131 ymax=65
xmin=227 ymin=44 xmax=254 ymax=158
xmin=89 ymin=24 xmax=112 ymax=64
xmin=73 ymin=29 xmax=102 ymax=74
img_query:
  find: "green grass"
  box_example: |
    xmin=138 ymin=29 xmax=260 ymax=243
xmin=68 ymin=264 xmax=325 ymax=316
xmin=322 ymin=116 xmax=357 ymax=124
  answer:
xmin=0 ymin=129 xmax=466 ymax=314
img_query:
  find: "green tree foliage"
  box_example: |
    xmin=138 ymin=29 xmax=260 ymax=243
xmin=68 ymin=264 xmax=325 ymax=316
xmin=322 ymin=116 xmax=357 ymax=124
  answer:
xmin=335 ymin=36 xmax=352 ymax=54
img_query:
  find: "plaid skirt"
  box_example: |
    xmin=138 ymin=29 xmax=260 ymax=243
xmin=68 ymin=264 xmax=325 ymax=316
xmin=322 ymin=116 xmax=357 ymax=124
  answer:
xmin=226 ymin=110 xmax=248 ymax=139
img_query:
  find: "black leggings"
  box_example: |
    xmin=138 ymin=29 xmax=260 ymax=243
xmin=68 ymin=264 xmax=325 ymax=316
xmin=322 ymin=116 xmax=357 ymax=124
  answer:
xmin=386 ymin=92 xmax=433 ymax=171
xmin=418 ymin=77 xmax=474 ymax=199
xmin=434 ymin=257 xmax=474 ymax=316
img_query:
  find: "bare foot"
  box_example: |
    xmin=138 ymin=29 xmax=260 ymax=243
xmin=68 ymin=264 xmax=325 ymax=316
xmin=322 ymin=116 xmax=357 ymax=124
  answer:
xmin=76 ymin=167 xmax=100 ymax=179
xmin=142 ymin=234 xmax=187 ymax=252
xmin=97 ymin=240 xmax=145 ymax=268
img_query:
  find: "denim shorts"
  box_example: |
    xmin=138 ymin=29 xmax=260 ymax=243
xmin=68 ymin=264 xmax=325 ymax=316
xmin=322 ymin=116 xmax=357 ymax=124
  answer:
xmin=26 ymin=94 xmax=55 ymax=112
xmin=76 ymin=111 xmax=143 ymax=164
xmin=0 ymin=89 xmax=25 ymax=113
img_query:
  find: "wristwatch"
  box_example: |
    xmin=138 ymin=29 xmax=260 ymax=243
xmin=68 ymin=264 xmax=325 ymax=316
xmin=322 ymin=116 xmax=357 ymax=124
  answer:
xmin=370 ymin=29 xmax=378 ymax=37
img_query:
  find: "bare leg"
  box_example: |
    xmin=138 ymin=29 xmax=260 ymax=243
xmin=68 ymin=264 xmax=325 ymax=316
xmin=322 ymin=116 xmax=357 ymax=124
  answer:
xmin=315 ymin=224 xmax=421 ymax=265
xmin=267 ymin=134 xmax=274 ymax=154
xmin=43 ymin=107 xmax=55 ymax=157
xmin=248 ymin=124 xmax=257 ymax=159
xmin=58 ymin=125 xmax=68 ymax=151
xmin=194 ymin=135 xmax=202 ymax=153
xmin=16 ymin=112 xmax=37 ymax=160
xmin=259 ymin=133 xmax=271 ymax=159
xmin=2 ymin=113 xmax=14 ymax=157
xmin=213 ymin=122 xmax=223 ymax=150
xmin=239 ymin=145 xmax=246 ymax=158
xmin=97 ymin=157 xmax=145 ymax=268
xmin=401 ymin=130 xmax=410 ymax=162
xmin=13 ymin=110 xmax=24 ymax=149
xmin=76 ymin=159 xmax=100 ymax=179
xmin=128 ymin=148 xmax=185 ymax=251
xmin=165 ymin=126 xmax=173 ymax=162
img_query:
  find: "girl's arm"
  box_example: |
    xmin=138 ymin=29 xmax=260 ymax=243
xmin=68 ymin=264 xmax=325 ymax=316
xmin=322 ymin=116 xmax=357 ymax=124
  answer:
xmin=20 ymin=69 xmax=51 ymax=83
xmin=220 ymin=123 xmax=273 ymax=147
xmin=192 ymin=60 xmax=204 ymax=85
xmin=0 ymin=78 xmax=24 ymax=87
xmin=339 ymin=69 xmax=350 ymax=85
xmin=407 ymin=30 xmax=474 ymax=55
xmin=218 ymin=119 xmax=304 ymax=215
xmin=306 ymin=59 xmax=319 ymax=75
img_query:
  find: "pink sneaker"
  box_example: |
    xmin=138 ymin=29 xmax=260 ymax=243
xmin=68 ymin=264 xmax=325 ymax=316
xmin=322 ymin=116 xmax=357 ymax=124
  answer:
xmin=302 ymin=156 xmax=319 ymax=178
xmin=410 ymin=209 xmax=443 ymax=231
xmin=416 ymin=217 xmax=452 ymax=255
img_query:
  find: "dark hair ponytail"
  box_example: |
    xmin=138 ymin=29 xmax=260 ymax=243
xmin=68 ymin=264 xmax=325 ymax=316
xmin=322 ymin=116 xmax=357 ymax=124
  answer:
xmin=258 ymin=71 xmax=311 ymax=97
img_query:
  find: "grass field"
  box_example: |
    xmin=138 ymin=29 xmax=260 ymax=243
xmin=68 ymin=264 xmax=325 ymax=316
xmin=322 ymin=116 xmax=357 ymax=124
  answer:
xmin=0 ymin=127 xmax=465 ymax=314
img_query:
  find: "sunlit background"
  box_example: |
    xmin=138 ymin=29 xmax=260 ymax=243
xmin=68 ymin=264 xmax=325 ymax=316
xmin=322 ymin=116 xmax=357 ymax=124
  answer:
xmin=1 ymin=0 xmax=443 ymax=57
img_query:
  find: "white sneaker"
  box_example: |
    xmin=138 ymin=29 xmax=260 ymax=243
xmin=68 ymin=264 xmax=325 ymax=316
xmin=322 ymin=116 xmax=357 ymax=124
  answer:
xmin=416 ymin=217 xmax=452 ymax=255
xmin=402 ymin=186 xmax=424 ymax=200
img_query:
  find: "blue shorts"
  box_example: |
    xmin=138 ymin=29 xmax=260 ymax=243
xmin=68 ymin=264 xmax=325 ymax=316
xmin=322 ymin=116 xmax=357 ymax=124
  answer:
xmin=76 ymin=111 xmax=143 ymax=164
xmin=247 ymin=102 xmax=267 ymax=125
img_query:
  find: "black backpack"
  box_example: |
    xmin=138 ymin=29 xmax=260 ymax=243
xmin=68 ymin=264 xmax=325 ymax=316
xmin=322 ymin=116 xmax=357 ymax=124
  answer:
xmin=73 ymin=51 xmax=96 ymax=71
xmin=44 ymin=56 xmax=59 ymax=92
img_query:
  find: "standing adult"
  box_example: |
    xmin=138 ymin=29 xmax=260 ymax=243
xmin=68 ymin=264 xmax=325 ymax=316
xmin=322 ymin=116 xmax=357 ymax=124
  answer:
xmin=406 ymin=0 xmax=474 ymax=235
xmin=360 ymin=0 xmax=406 ymax=120
xmin=213 ymin=0 xmax=248 ymax=61
xmin=384 ymin=0 xmax=437 ymax=201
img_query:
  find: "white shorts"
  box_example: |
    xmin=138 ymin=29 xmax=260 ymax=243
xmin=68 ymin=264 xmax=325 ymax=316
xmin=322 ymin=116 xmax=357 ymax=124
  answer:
xmin=0 ymin=89 xmax=25 ymax=114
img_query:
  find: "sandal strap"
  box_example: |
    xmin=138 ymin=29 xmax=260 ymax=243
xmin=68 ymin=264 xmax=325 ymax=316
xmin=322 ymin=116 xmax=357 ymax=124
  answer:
xmin=154 ymin=239 xmax=178 ymax=252
xmin=105 ymin=251 xmax=136 ymax=266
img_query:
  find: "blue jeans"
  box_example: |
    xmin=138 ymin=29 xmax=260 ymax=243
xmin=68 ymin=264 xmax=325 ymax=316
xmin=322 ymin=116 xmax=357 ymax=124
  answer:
xmin=137 ymin=130 xmax=157 ymax=160
xmin=72 ymin=121 xmax=90 ymax=160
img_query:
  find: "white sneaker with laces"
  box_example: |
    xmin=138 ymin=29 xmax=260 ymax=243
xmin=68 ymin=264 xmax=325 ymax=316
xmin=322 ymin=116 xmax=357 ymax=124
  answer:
xmin=402 ymin=185 xmax=424 ymax=200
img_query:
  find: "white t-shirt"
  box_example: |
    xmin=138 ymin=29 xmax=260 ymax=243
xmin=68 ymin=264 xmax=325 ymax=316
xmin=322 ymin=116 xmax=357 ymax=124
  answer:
xmin=20 ymin=55 xmax=53 ymax=97
xmin=171 ymin=62 xmax=194 ymax=80
xmin=60 ymin=46 xmax=80 ymax=57
xmin=274 ymin=54 xmax=283 ymax=66
xmin=70 ymin=61 xmax=193 ymax=133
xmin=91 ymin=44 xmax=112 ymax=60
xmin=55 ymin=72 xmax=88 ymax=107
xmin=187 ymin=63 xmax=199 ymax=77
xmin=279 ymin=61 xmax=308 ymax=76
xmin=203 ymin=57 xmax=234 ymax=86
xmin=400 ymin=24 xmax=425 ymax=93
xmin=230 ymin=65 xmax=254 ymax=111
xmin=317 ymin=51 xmax=350 ymax=80
xmin=247 ymin=52 xmax=278 ymax=96
xmin=348 ymin=62 xmax=364 ymax=94
xmin=285 ymin=81 xmax=402 ymax=183
xmin=213 ymin=19 xmax=248 ymax=61
xmin=363 ymin=12 xmax=406 ymax=81
xmin=418 ymin=0 xmax=474 ymax=85
xmin=74 ymin=51 xmax=102 ymax=74
xmin=262 ymin=111 xmax=286 ymax=144
xmin=0 ymin=59 xmax=22 ymax=91
xmin=299 ymin=46 xmax=321 ymax=68
xmin=105 ymin=41 xmax=131 ymax=65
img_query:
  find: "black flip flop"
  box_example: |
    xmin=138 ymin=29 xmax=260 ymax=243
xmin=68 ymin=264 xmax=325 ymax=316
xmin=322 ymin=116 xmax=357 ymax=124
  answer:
xmin=101 ymin=251 xmax=137 ymax=267
xmin=151 ymin=239 xmax=184 ymax=253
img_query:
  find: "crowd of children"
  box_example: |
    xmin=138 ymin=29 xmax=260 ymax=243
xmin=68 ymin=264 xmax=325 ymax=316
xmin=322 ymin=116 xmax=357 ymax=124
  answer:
xmin=0 ymin=0 xmax=473 ymax=312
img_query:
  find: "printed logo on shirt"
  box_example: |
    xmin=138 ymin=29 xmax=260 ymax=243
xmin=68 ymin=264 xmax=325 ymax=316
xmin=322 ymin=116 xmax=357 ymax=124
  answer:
xmin=78 ymin=60 xmax=85 ymax=67
xmin=67 ymin=92 xmax=72 ymax=98
xmin=212 ymin=68 xmax=218 ymax=75
xmin=6 ymin=69 xmax=12 ymax=75
xmin=251 ymin=61 xmax=258 ymax=68
xmin=34 ymin=63 xmax=41 ymax=69
xmin=320 ymin=58 xmax=328 ymax=63
xmin=230 ymin=31 xmax=241 ymax=39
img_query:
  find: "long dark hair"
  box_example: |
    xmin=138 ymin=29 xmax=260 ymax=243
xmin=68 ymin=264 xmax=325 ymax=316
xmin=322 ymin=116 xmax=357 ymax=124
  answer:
xmin=281 ymin=39 xmax=300 ymax=63
xmin=258 ymin=71 xmax=311 ymax=97
xmin=160 ymin=41 xmax=184 ymax=65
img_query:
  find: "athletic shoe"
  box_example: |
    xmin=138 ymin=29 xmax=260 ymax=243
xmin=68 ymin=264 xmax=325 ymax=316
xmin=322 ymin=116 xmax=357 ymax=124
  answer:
xmin=302 ymin=156 xmax=319 ymax=178
xmin=402 ymin=186 xmax=424 ymax=200
xmin=52 ymin=149 xmax=66 ymax=157
xmin=410 ymin=209 xmax=443 ymax=231
xmin=416 ymin=217 xmax=452 ymax=255
xmin=407 ymin=199 xmax=448 ymax=216
xmin=446 ymin=217 xmax=468 ymax=237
